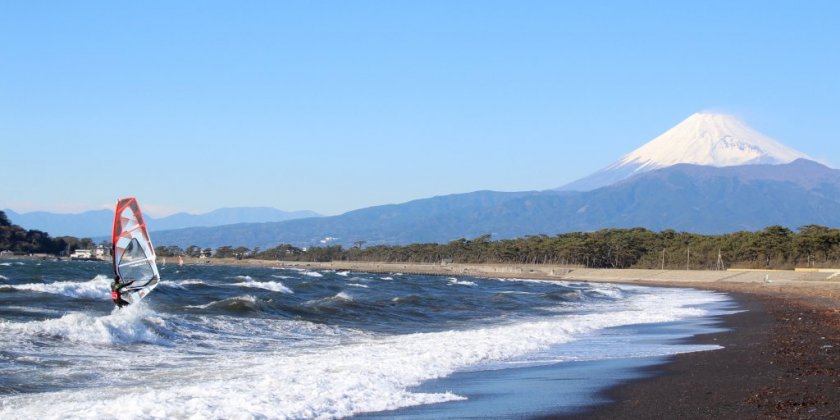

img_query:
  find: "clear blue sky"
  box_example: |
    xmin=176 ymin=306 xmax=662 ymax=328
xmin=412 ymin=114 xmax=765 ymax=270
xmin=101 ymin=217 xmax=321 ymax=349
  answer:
xmin=1 ymin=1 xmax=837 ymax=216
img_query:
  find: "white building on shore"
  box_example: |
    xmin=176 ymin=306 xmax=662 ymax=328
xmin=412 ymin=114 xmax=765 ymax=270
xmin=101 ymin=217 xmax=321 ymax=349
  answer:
xmin=70 ymin=249 xmax=93 ymax=259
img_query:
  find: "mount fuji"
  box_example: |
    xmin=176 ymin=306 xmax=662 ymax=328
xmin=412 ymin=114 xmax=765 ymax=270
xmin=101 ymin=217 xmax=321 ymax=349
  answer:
xmin=560 ymin=112 xmax=815 ymax=191
xmin=136 ymin=112 xmax=840 ymax=248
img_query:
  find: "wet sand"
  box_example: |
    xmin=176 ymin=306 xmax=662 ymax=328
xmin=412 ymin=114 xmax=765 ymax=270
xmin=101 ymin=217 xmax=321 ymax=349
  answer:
xmin=570 ymin=290 xmax=840 ymax=419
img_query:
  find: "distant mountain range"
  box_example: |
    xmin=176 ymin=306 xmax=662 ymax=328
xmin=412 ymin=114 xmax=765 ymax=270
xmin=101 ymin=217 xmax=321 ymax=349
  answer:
xmin=149 ymin=159 xmax=840 ymax=249
xmin=3 ymin=207 xmax=320 ymax=238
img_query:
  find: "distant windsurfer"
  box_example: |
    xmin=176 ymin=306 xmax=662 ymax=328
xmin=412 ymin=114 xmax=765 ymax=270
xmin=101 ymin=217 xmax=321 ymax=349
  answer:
xmin=111 ymin=275 xmax=134 ymax=308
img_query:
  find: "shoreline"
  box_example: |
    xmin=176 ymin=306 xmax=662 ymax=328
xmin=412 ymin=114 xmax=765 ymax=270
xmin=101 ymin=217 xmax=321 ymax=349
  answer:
xmin=568 ymin=291 xmax=840 ymax=418
xmin=136 ymin=256 xmax=840 ymax=417
xmin=223 ymin=259 xmax=840 ymax=417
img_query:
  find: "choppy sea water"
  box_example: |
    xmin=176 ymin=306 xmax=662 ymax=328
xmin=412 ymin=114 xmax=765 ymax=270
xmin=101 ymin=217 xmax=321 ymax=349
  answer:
xmin=0 ymin=260 xmax=735 ymax=418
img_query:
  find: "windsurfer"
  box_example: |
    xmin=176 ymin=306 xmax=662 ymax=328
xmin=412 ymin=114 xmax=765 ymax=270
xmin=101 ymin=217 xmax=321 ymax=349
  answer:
xmin=111 ymin=275 xmax=134 ymax=308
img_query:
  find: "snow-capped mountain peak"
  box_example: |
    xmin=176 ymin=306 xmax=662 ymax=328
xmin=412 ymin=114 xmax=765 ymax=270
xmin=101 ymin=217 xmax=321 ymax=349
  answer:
xmin=560 ymin=112 xmax=814 ymax=191
xmin=617 ymin=112 xmax=809 ymax=170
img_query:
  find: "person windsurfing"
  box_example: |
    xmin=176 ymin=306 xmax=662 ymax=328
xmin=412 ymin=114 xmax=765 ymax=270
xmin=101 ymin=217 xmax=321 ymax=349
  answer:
xmin=111 ymin=197 xmax=161 ymax=307
xmin=111 ymin=275 xmax=134 ymax=308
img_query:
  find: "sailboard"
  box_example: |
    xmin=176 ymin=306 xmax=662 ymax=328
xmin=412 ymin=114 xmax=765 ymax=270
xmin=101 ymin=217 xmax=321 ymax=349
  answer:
xmin=112 ymin=197 xmax=160 ymax=305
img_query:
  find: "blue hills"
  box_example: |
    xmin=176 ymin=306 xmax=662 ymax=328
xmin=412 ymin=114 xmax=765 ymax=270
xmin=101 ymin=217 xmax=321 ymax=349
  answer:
xmin=7 ymin=159 xmax=838 ymax=249
xmin=149 ymin=159 xmax=840 ymax=249
xmin=3 ymin=207 xmax=320 ymax=239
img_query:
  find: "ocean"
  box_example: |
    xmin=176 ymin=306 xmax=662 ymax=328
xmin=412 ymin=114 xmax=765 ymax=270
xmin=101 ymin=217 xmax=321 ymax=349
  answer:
xmin=0 ymin=259 xmax=735 ymax=418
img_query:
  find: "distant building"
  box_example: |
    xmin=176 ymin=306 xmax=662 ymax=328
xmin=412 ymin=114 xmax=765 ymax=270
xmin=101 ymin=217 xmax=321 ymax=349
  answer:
xmin=70 ymin=249 xmax=93 ymax=259
xmin=94 ymin=245 xmax=110 ymax=260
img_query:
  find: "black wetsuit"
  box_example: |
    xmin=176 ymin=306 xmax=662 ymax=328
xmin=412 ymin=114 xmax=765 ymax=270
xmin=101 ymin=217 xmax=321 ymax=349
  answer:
xmin=111 ymin=279 xmax=134 ymax=308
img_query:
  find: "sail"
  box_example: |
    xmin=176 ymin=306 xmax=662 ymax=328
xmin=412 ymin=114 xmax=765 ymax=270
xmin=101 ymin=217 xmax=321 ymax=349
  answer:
xmin=112 ymin=197 xmax=160 ymax=305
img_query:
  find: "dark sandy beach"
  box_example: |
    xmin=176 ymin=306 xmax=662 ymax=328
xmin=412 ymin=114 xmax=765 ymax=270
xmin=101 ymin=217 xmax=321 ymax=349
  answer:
xmin=570 ymin=286 xmax=840 ymax=419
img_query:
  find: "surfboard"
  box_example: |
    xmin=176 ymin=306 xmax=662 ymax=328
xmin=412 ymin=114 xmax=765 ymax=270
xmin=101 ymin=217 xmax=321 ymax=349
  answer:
xmin=112 ymin=197 xmax=160 ymax=305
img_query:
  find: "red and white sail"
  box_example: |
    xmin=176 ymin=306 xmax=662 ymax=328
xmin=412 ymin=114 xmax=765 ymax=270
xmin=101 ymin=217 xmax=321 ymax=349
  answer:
xmin=112 ymin=197 xmax=160 ymax=304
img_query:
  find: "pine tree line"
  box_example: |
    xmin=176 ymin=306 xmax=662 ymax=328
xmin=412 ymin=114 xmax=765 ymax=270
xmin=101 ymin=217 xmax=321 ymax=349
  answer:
xmin=247 ymin=225 xmax=840 ymax=270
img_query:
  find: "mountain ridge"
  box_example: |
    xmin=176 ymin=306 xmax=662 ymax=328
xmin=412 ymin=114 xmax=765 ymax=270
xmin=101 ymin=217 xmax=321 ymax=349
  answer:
xmin=4 ymin=207 xmax=321 ymax=238
xmin=149 ymin=159 xmax=840 ymax=249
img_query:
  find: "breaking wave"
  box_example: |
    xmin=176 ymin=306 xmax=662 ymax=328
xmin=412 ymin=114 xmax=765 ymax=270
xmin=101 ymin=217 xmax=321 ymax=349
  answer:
xmin=0 ymin=275 xmax=111 ymax=299
xmin=187 ymin=295 xmax=263 ymax=314
xmin=448 ymin=278 xmax=477 ymax=287
xmin=0 ymin=303 xmax=172 ymax=346
xmin=233 ymin=279 xmax=293 ymax=293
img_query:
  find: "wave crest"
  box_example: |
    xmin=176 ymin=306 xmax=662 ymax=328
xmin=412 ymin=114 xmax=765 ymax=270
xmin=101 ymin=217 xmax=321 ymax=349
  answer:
xmin=233 ymin=280 xmax=293 ymax=294
xmin=0 ymin=275 xmax=111 ymax=299
xmin=0 ymin=303 xmax=172 ymax=345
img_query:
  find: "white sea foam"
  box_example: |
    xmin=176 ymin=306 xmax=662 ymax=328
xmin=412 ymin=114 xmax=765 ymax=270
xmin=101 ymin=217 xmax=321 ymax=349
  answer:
xmin=182 ymin=316 xmax=363 ymax=354
xmin=304 ymin=292 xmax=354 ymax=307
xmin=186 ymin=295 xmax=258 ymax=310
xmin=587 ymin=286 xmax=623 ymax=299
xmin=0 ymin=303 xmax=170 ymax=346
xmin=175 ymin=279 xmax=207 ymax=286
xmin=159 ymin=280 xmax=186 ymax=289
xmin=496 ymin=277 xmax=562 ymax=285
xmin=336 ymin=271 xmax=350 ymax=277
xmin=447 ymin=278 xmax=477 ymax=287
xmin=380 ymin=276 xmax=394 ymax=280
xmin=160 ymin=279 xmax=207 ymax=289
xmin=0 ymin=262 xmax=12 ymax=266
xmin=0 ymin=274 xmax=8 ymax=281
xmin=0 ymin=275 xmax=111 ymax=299
xmin=271 ymin=274 xmax=293 ymax=279
xmin=0 ymin=286 xmax=730 ymax=419
xmin=2 ymin=305 xmax=62 ymax=316
xmin=303 ymin=271 xmax=323 ymax=278
xmin=347 ymin=283 xmax=369 ymax=288
xmin=233 ymin=279 xmax=293 ymax=293
xmin=181 ymin=279 xmax=206 ymax=285
xmin=334 ymin=291 xmax=353 ymax=301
